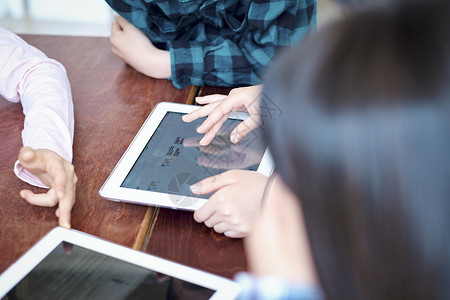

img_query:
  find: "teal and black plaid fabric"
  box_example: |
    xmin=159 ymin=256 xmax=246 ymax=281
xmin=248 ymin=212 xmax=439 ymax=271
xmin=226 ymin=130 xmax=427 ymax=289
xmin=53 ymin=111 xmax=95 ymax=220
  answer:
xmin=106 ymin=0 xmax=317 ymax=89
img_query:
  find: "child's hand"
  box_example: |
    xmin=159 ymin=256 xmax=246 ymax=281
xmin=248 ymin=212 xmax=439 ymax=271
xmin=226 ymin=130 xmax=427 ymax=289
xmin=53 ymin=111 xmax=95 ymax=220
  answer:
xmin=110 ymin=15 xmax=171 ymax=78
xmin=191 ymin=170 xmax=268 ymax=238
xmin=182 ymin=85 xmax=262 ymax=146
xmin=18 ymin=147 xmax=77 ymax=229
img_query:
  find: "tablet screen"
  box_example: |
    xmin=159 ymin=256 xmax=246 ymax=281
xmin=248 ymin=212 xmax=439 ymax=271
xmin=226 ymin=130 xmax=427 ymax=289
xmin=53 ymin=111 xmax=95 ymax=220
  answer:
xmin=121 ymin=112 xmax=265 ymax=199
xmin=4 ymin=242 xmax=215 ymax=300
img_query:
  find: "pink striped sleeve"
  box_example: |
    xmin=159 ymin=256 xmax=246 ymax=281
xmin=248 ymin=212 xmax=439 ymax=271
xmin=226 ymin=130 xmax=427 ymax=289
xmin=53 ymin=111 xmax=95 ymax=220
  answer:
xmin=0 ymin=27 xmax=74 ymax=188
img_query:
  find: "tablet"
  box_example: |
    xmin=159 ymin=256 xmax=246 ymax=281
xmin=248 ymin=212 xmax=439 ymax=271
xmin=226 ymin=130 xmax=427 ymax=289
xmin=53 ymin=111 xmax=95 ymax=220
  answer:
xmin=0 ymin=227 xmax=241 ymax=299
xmin=99 ymin=102 xmax=273 ymax=210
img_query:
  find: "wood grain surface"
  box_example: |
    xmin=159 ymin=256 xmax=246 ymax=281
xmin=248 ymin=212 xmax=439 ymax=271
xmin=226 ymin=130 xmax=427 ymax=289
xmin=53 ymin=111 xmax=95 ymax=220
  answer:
xmin=145 ymin=208 xmax=248 ymax=279
xmin=0 ymin=35 xmax=191 ymax=273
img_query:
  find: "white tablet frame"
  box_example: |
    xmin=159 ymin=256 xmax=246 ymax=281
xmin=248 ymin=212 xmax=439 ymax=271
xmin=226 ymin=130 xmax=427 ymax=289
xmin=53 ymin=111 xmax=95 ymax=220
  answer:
xmin=99 ymin=102 xmax=274 ymax=210
xmin=0 ymin=227 xmax=241 ymax=299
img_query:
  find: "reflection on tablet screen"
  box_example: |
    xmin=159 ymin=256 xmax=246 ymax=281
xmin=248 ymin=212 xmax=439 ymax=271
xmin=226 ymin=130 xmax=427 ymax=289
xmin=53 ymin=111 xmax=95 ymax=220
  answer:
xmin=121 ymin=112 xmax=265 ymax=199
xmin=5 ymin=242 xmax=214 ymax=300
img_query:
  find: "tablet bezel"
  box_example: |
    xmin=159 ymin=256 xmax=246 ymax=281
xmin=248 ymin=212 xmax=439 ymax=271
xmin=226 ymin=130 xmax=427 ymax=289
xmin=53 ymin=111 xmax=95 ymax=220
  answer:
xmin=99 ymin=102 xmax=274 ymax=210
xmin=0 ymin=227 xmax=241 ymax=299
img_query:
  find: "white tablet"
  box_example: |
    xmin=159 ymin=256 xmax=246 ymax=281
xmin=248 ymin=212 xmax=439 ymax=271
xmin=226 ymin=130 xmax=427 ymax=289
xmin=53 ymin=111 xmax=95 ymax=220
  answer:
xmin=0 ymin=227 xmax=241 ymax=299
xmin=100 ymin=102 xmax=273 ymax=210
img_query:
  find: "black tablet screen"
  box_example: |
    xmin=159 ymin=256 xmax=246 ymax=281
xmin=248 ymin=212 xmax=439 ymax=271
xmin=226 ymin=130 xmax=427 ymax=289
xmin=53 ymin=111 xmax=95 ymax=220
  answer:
xmin=6 ymin=242 xmax=215 ymax=300
xmin=121 ymin=112 xmax=265 ymax=204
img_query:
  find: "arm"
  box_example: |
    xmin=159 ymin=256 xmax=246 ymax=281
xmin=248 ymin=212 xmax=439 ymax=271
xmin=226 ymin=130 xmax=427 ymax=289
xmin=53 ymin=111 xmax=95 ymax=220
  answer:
xmin=105 ymin=0 xmax=316 ymax=89
xmin=173 ymin=0 xmax=316 ymax=143
xmin=169 ymin=0 xmax=317 ymax=88
xmin=0 ymin=27 xmax=76 ymax=228
xmin=110 ymin=15 xmax=171 ymax=79
xmin=233 ymin=175 xmax=321 ymax=299
xmin=244 ymin=175 xmax=317 ymax=284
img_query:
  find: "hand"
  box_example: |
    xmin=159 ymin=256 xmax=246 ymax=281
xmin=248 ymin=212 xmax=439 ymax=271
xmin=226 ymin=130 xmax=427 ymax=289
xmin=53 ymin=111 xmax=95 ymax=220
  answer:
xmin=192 ymin=170 xmax=268 ymax=238
xmin=182 ymin=85 xmax=262 ymax=146
xmin=18 ymin=147 xmax=77 ymax=228
xmin=110 ymin=14 xmax=171 ymax=79
xmin=245 ymin=175 xmax=317 ymax=284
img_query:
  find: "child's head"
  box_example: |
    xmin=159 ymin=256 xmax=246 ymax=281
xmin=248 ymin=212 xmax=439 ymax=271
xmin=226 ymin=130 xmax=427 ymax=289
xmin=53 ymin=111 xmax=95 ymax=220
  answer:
xmin=262 ymin=1 xmax=450 ymax=299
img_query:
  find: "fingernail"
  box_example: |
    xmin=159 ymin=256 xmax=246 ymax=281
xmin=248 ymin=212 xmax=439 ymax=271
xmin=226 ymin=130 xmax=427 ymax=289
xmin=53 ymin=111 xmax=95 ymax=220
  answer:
xmin=199 ymin=138 xmax=207 ymax=146
xmin=190 ymin=185 xmax=201 ymax=194
xmin=62 ymin=221 xmax=71 ymax=229
xmin=182 ymin=115 xmax=189 ymax=121
xmin=231 ymin=132 xmax=241 ymax=143
xmin=197 ymin=125 xmax=205 ymax=133
xmin=20 ymin=191 xmax=26 ymax=198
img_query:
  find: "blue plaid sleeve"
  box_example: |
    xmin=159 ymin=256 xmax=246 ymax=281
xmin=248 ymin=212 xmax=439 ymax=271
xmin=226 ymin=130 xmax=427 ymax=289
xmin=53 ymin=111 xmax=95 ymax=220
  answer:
xmin=169 ymin=0 xmax=317 ymax=89
xmin=105 ymin=0 xmax=317 ymax=89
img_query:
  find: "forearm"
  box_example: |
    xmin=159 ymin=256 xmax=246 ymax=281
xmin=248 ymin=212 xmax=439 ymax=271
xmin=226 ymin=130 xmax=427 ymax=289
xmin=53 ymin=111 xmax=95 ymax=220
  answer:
xmin=0 ymin=28 xmax=74 ymax=187
xmin=0 ymin=28 xmax=74 ymax=161
xmin=16 ymin=62 xmax=73 ymax=188
xmin=138 ymin=48 xmax=171 ymax=79
xmin=20 ymin=61 xmax=74 ymax=162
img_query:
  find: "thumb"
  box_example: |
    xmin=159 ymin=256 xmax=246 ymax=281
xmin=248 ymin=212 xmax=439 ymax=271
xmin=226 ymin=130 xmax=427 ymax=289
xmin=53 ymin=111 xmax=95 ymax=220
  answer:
xmin=190 ymin=172 xmax=235 ymax=195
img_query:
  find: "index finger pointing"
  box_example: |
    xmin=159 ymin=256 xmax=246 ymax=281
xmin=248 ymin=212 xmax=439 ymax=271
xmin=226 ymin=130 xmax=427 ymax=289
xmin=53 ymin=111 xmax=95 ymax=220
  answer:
xmin=57 ymin=175 xmax=76 ymax=229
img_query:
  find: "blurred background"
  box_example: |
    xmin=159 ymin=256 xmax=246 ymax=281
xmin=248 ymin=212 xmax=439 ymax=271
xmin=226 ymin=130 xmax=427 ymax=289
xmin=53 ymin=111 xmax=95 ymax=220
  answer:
xmin=0 ymin=0 xmax=341 ymax=37
xmin=0 ymin=0 xmax=114 ymax=36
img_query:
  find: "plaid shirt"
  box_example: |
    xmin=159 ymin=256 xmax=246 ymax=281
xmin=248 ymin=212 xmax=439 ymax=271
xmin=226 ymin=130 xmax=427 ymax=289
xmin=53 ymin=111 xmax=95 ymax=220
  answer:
xmin=106 ymin=0 xmax=317 ymax=89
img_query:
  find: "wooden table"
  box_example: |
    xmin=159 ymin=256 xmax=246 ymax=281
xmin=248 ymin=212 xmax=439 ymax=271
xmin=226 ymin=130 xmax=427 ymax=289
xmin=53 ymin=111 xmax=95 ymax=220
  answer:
xmin=0 ymin=35 xmax=246 ymax=279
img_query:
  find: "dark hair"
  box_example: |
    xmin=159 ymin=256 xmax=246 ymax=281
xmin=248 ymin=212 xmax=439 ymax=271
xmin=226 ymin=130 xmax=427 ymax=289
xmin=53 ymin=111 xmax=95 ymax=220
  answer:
xmin=334 ymin=0 xmax=426 ymax=10
xmin=262 ymin=1 xmax=450 ymax=299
